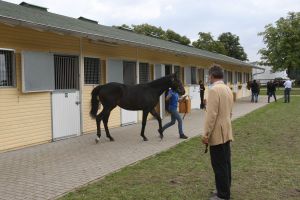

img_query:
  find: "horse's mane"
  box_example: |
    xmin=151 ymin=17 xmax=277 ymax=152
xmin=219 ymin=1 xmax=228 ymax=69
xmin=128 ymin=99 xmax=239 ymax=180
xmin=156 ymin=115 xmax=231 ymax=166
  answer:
xmin=148 ymin=75 xmax=172 ymax=87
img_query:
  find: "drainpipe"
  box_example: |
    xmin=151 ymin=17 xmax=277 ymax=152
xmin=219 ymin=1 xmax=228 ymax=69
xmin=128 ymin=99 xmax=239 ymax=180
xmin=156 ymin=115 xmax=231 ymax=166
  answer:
xmin=79 ymin=37 xmax=84 ymax=135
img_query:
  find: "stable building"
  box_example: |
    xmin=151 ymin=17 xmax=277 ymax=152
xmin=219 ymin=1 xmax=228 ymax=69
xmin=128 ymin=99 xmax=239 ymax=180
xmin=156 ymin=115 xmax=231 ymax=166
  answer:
xmin=0 ymin=1 xmax=254 ymax=152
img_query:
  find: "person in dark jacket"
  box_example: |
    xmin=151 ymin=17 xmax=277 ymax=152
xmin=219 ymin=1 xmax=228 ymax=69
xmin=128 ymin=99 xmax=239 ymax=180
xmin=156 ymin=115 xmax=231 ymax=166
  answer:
xmin=267 ymin=80 xmax=277 ymax=103
xmin=251 ymin=80 xmax=259 ymax=103
xmin=199 ymin=80 xmax=206 ymax=109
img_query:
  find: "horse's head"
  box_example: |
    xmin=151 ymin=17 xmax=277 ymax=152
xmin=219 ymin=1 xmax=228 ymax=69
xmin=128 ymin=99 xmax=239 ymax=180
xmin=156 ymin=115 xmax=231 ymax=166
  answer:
xmin=170 ymin=72 xmax=185 ymax=96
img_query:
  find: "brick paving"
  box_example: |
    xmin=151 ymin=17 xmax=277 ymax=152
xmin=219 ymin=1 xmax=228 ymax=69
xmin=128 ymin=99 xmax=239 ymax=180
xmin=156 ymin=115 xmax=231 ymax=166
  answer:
xmin=0 ymin=96 xmax=275 ymax=200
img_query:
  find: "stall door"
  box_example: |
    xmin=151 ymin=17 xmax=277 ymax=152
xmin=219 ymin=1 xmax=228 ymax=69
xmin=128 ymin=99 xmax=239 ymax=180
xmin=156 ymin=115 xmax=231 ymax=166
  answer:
xmin=52 ymin=55 xmax=81 ymax=140
xmin=122 ymin=61 xmax=138 ymax=126
xmin=189 ymin=85 xmax=200 ymax=109
xmin=107 ymin=59 xmax=138 ymax=126
xmin=155 ymin=64 xmax=165 ymax=118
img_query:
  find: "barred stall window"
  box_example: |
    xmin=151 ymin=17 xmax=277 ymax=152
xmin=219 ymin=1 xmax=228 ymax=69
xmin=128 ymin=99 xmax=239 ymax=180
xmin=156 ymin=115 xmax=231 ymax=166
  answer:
xmin=0 ymin=50 xmax=15 ymax=87
xmin=54 ymin=55 xmax=79 ymax=90
xmin=228 ymin=71 xmax=233 ymax=83
xmin=238 ymin=72 xmax=242 ymax=83
xmin=247 ymin=73 xmax=251 ymax=82
xmin=198 ymin=68 xmax=204 ymax=82
xmin=174 ymin=65 xmax=181 ymax=80
xmin=84 ymin=57 xmax=100 ymax=85
xmin=191 ymin=67 xmax=197 ymax=84
xmin=139 ymin=63 xmax=150 ymax=84
xmin=234 ymin=72 xmax=238 ymax=84
xmin=165 ymin=64 xmax=172 ymax=76
xmin=224 ymin=70 xmax=228 ymax=83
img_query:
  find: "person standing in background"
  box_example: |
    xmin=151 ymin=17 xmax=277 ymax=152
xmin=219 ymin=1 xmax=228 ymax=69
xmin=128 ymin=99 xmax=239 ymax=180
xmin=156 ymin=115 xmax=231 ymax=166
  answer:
xmin=250 ymin=80 xmax=259 ymax=103
xmin=284 ymin=79 xmax=292 ymax=103
xmin=267 ymin=80 xmax=277 ymax=103
xmin=199 ymin=80 xmax=206 ymax=109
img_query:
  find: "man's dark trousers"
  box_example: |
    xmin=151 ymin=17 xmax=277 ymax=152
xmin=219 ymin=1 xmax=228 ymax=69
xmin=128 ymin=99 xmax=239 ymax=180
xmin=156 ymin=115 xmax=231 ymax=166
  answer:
xmin=200 ymin=90 xmax=205 ymax=109
xmin=210 ymin=141 xmax=231 ymax=199
xmin=284 ymin=88 xmax=291 ymax=103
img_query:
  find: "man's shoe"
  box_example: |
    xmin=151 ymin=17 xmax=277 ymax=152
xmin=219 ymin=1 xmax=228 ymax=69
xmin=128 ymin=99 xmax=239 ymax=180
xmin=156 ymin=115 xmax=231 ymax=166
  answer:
xmin=209 ymin=195 xmax=227 ymax=200
xmin=179 ymin=134 xmax=188 ymax=139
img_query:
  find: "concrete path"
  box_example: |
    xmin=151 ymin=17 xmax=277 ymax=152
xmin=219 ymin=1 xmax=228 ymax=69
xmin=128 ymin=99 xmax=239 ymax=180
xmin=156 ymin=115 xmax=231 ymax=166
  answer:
xmin=0 ymin=96 xmax=275 ymax=200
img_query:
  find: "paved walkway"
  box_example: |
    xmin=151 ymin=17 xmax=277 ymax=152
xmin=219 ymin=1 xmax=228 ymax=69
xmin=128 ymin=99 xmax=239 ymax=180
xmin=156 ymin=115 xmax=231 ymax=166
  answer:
xmin=0 ymin=96 xmax=274 ymax=200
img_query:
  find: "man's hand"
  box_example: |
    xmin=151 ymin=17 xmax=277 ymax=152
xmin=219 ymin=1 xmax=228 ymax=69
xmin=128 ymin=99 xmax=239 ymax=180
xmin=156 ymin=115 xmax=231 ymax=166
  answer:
xmin=201 ymin=135 xmax=208 ymax=144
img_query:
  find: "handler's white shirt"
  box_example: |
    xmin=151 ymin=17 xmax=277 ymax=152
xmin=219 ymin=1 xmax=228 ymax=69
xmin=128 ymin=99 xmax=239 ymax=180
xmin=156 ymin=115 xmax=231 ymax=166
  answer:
xmin=284 ymin=80 xmax=292 ymax=89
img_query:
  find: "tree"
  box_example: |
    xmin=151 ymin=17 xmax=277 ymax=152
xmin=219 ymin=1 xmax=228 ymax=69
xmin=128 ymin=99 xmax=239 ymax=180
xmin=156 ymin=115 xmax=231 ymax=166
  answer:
xmin=132 ymin=24 xmax=166 ymax=39
xmin=218 ymin=32 xmax=248 ymax=61
xmin=165 ymin=29 xmax=191 ymax=45
xmin=116 ymin=23 xmax=191 ymax=45
xmin=258 ymin=12 xmax=300 ymax=81
xmin=192 ymin=32 xmax=226 ymax=54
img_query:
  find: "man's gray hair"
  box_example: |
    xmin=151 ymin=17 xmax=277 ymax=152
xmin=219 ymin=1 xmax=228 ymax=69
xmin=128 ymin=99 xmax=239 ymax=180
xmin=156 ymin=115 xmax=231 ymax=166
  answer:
xmin=208 ymin=66 xmax=224 ymax=79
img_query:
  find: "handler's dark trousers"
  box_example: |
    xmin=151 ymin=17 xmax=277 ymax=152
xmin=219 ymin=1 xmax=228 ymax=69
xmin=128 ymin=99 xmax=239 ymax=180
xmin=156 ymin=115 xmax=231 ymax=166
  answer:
xmin=268 ymin=92 xmax=277 ymax=103
xmin=210 ymin=141 xmax=231 ymax=199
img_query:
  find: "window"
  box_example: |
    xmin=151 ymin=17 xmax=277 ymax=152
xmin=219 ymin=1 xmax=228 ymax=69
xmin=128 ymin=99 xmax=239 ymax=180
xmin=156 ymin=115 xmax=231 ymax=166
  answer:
xmin=227 ymin=71 xmax=233 ymax=83
xmin=139 ymin=63 xmax=150 ymax=84
xmin=245 ymin=73 xmax=250 ymax=83
xmin=191 ymin=67 xmax=197 ymax=84
xmin=198 ymin=68 xmax=204 ymax=83
xmin=0 ymin=50 xmax=15 ymax=87
xmin=237 ymin=72 xmax=242 ymax=83
xmin=174 ymin=65 xmax=181 ymax=81
xmin=234 ymin=72 xmax=238 ymax=84
xmin=55 ymin=55 xmax=79 ymax=90
xmin=165 ymin=64 xmax=172 ymax=76
xmin=84 ymin=57 xmax=100 ymax=85
xmin=123 ymin=61 xmax=136 ymax=85
xmin=224 ymin=70 xmax=228 ymax=83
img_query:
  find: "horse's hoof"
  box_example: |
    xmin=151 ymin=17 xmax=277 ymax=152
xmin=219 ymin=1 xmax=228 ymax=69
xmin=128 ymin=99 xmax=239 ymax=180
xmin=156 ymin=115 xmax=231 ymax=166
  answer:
xmin=143 ymin=137 xmax=148 ymax=141
xmin=109 ymin=137 xmax=115 ymax=142
xmin=95 ymin=138 xmax=100 ymax=144
xmin=160 ymin=134 xmax=164 ymax=140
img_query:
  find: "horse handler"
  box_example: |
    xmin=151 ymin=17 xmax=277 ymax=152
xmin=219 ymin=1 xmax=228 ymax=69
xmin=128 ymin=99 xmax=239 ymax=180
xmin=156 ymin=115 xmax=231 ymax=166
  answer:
xmin=161 ymin=88 xmax=189 ymax=139
xmin=201 ymin=66 xmax=234 ymax=200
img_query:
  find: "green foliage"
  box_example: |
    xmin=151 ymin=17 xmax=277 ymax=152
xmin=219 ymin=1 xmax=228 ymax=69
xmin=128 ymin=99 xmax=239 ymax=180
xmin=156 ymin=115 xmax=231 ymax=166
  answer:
xmin=117 ymin=23 xmax=191 ymax=45
xmin=192 ymin=32 xmax=226 ymax=54
xmin=192 ymin=32 xmax=248 ymax=61
xmin=258 ymin=12 xmax=300 ymax=80
xmin=218 ymin=32 xmax=248 ymax=61
xmin=115 ymin=24 xmax=248 ymax=60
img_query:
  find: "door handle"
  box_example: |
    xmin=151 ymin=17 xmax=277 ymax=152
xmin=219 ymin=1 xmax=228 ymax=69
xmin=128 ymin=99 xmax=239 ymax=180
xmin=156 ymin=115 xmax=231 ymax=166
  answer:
xmin=75 ymin=101 xmax=81 ymax=105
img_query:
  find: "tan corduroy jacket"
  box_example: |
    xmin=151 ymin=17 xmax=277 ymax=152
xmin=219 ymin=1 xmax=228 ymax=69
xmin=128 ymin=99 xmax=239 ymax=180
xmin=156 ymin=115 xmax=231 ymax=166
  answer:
xmin=204 ymin=81 xmax=234 ymax=146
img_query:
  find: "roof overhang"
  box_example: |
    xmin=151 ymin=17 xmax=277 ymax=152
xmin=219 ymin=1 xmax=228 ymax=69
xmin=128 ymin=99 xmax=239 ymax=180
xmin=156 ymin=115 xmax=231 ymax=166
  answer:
xmin=0 ymin=15 xmax=256 ymax=69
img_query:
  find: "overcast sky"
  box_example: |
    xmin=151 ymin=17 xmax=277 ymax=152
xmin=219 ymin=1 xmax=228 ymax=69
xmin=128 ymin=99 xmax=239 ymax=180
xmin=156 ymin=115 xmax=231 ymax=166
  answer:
xmin=6 ymin=0 xmax=300 ymax=62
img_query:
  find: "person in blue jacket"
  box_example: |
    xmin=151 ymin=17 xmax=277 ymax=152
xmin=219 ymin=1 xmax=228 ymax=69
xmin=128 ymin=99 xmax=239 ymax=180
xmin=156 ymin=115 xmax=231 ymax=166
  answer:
xmin=161 ymin=88 xmax=188 ymax=139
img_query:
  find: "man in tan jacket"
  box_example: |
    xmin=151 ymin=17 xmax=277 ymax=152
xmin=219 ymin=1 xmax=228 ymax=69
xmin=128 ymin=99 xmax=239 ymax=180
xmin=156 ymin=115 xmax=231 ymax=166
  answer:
xmin=202 ymin=66 xmax=234 ymax=200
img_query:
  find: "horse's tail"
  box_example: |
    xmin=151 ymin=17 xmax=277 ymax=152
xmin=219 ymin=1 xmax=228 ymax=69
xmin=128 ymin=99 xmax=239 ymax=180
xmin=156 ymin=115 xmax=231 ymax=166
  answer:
xmin=90 ymin=85 xmax=102 ymax=119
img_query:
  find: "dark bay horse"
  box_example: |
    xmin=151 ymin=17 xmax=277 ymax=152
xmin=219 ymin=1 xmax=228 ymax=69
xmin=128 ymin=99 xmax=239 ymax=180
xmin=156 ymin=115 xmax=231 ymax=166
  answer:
xmin=90 ymin=73 xmax=185 ymax=143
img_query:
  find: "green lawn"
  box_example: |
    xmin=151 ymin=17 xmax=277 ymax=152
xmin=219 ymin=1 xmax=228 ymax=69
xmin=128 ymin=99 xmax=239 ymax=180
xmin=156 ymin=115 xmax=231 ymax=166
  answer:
xmin=259 ymin=88 xmax=300 ymax=96
xmin=60 ymin=97 xmax=300 ymax=200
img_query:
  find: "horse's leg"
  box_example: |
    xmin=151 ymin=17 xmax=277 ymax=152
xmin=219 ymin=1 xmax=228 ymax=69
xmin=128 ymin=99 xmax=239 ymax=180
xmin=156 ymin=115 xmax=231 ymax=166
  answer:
xmin=95 ymin=111 xmax=105 ymax=143
xmin=150 ymin=109 xmax=164 ymax=139
xmin=103 ymin=108 xmax=115 ymax=141
xmin=141 ymin=110 xmax=149 ymax=141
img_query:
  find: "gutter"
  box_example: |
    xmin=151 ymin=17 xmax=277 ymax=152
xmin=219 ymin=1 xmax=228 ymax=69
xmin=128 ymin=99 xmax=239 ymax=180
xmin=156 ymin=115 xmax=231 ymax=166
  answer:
xmin=0 ymin=15 xmax=256 ymax=68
